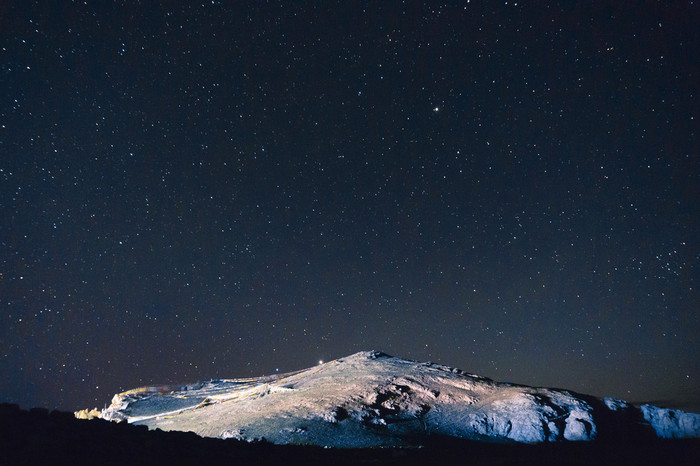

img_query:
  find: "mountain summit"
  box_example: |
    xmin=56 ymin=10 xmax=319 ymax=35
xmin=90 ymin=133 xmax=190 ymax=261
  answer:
xmin=91 ymin=351 xmax=700 ymax=447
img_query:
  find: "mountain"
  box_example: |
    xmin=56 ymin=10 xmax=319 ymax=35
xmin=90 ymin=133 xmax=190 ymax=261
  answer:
xmin=90 ymin=351 xmax=700 ymax=447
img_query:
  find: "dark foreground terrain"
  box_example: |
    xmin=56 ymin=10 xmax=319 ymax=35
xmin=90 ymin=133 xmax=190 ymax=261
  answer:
xmin=1 ymin=403 xmax=698 ymax=466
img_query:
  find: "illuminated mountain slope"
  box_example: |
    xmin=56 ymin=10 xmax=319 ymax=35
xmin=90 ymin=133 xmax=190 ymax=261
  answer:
xmin=94 ymin=351 xmax=700 ymax=447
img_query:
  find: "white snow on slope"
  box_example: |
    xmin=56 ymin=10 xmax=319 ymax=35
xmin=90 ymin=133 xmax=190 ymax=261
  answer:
xmin=94 ymin=351 xmax=700 ymax=447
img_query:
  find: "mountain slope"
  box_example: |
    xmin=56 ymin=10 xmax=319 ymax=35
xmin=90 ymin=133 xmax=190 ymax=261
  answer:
xmin=93 ymin=351 xmax=700 ymax=447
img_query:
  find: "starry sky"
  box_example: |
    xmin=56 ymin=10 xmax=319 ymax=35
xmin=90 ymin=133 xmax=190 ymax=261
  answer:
xmin=1 ymin=1 xmax=698 ymax=413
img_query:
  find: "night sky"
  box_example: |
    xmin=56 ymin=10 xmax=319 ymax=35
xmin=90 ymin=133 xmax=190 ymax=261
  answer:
xmin=1 ymin=1 xmax=698 ymax=413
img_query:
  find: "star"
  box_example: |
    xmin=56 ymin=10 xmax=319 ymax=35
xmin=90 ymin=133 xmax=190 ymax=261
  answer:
xmin=1 ymin=0 xmax=696 ymax=414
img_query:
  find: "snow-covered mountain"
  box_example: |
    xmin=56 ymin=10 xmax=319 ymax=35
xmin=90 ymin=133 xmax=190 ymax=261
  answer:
xmin=92 ymin=351 xmax=700 ymax=447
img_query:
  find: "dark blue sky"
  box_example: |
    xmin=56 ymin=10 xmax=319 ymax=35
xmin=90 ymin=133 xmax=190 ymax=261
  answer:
xmin=1 ymin=1 xmax=698 ymax=412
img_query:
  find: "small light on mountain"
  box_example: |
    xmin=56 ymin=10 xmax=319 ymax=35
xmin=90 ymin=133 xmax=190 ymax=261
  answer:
xmin=318 ymin=360 xmax=324 ymax=365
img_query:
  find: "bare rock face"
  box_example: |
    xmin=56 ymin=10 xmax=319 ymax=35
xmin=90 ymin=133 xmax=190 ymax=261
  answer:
xmin=74 ymin=407 xmax=102 ymax=420
xmin=91 ymin=351 xmax=700 ymax=447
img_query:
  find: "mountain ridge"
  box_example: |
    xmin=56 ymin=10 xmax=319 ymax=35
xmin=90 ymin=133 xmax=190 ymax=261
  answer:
xmin=86 ymin=350 xmax=700 ymax=447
